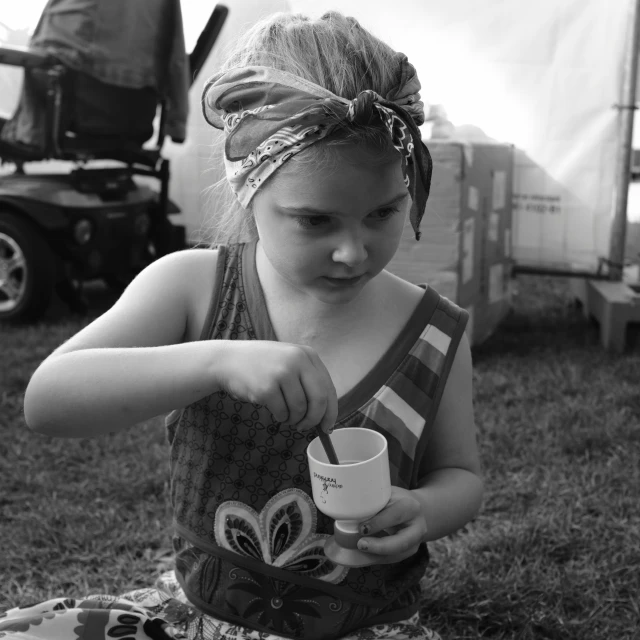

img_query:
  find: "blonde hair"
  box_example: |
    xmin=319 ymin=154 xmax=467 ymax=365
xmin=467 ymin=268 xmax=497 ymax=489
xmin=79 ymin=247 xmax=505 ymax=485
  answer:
xmin=206 ymin=11 xmax=404 ymax=247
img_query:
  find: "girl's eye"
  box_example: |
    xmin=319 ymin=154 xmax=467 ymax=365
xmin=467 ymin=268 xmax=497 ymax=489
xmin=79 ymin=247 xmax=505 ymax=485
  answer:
xmin=293 ymin=207 xmax=399 ymax=229
xmin=369 ymin=207 xmax=399 ymax=221
xmin=294 ymin=215 xmax=330 ymax=229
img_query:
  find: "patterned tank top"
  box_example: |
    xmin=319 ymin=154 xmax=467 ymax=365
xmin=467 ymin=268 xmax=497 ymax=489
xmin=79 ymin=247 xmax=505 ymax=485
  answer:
xmin=165 ymin=241 xmax=469 ymax=640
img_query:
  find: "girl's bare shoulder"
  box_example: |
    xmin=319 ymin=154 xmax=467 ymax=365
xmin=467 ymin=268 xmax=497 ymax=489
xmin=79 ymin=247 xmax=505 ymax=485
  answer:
xmin=170 ymin=248 xmax=222 ymax=342
xmin=146 ymin=246 xmax=220 ymax=308
xmin=380 ymin=269 xmax=426 ymax=310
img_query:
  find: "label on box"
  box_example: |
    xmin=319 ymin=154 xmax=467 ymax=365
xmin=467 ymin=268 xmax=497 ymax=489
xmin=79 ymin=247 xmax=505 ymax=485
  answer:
xmin=492 ymin=170 xmax=507 ymax=210
xmin=468 ymin=186 xmax=479 ymax=212
xmin=462 ymin=218 xmax=475 ymax=284
xmin=488 ymin=263 xmax=505 ymax=303
xmin=489 ymin=212 xmax=500 ymax=242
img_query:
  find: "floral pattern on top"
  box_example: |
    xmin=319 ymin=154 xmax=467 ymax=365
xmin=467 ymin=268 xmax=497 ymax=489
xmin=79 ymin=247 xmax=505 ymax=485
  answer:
xmin=214 ymin=488 xmax=348 ymax=584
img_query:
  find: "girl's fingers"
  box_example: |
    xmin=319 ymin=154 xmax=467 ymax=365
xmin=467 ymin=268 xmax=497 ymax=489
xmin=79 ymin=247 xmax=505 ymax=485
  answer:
xmin=356 ymin=489 xmax=427 ymax=554
xmin=279 ymin=378 xmax=309 ymax=426
xmin=320 ymin=381 xmax=339 ymax=434
xmin=360 ymin=497 xmax=413 ymax=536
xmin=262 ymin=345 xmax=338 ymax=432
xmin=265 ymin=390 xmax=291 ymax=424
xmin=301 ymin=347 xmax=338 ymax=433
xmin=294 ymin=370 xmax=328 ymax=431
xmin=316 ymin=401 xmax=338 ymax=436
xmin=357 ymin=518 xmax=425 ymax=555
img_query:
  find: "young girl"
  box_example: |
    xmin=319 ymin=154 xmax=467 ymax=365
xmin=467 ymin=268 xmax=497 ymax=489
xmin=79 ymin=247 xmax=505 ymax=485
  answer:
xmin=7 ymin=11 xmax=482 ymax=640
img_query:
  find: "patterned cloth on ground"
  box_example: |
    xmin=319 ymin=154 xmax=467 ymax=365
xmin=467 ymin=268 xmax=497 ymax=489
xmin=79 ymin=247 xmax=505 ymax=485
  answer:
xmin=0 ymin=571 xmax=442 ymax=640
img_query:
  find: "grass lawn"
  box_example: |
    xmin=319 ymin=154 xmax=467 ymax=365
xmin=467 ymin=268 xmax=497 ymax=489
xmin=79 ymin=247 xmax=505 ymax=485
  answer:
xmin=1 ymin=275 xmax=639 ymax=639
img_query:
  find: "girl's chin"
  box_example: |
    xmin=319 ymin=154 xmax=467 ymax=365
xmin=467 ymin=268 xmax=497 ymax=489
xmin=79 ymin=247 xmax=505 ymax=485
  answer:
xmin=308 ymin=278 xmax=369 ymax=304
xmin=278 ymin=272 xmax=374 ymax=304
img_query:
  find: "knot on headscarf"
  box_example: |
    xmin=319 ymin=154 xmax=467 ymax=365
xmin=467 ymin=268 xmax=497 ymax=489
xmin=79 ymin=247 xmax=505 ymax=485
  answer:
xmin=347 ymin=90 xmax=382 ymax=125
xmin=202 ymin=53 xmax=432 ymax=240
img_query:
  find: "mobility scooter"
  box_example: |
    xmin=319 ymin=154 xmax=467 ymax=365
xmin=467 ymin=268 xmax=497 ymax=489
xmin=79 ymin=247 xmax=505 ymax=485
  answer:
xmin=0 ymin=3 xmax=228 ymax=321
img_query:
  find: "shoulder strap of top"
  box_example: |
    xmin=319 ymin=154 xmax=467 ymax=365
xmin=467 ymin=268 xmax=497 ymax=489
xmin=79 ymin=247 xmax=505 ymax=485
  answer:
xmin=199 ymin=244 xmax=229 ymax=340
xmin=196 ymin=242 xmax=261 ymax=342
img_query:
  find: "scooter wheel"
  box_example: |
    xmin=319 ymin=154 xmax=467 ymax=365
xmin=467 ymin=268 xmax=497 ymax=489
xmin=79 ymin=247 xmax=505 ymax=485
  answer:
xmin=0 ymin=211 xmax=56 ymax=322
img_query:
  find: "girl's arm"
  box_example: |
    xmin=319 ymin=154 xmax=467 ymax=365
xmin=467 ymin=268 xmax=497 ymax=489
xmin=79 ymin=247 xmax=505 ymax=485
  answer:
xmin=24 ymin=250 xmax=225 ymax=437
xmin=411 ymin=331 xmax=484 ymax=541
xmin=24 ymin=249 xmax=338 ymax=438
xmin=25 ymin=341 xmax=236 ymax=438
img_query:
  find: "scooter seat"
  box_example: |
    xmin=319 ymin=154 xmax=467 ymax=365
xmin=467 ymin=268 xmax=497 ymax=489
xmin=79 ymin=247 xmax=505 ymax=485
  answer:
xmin=0 ymin=113 xmax=159 ymax=168
xmin=0 ymin=124 xmax=159 ymax=168
xmin=60 ymin=135 xmax=160 ymax=167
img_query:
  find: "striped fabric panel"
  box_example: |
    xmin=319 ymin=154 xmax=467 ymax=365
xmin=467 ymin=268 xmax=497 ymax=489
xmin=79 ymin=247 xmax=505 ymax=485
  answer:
xmin=353 ymin=309 xmax=460 ymax=480
xmin=354 ymin=410 xmax=413 ymax=487
xmin=351 ymin=295 xmax=465 ymax=485
xmin=387 ymin=366 xmax=434 ymax=414
xmin=419 ymin=324 xmax=451 ymax=356
xmin=411 ymin=333 xmax=446 ymax=370
xmin=359 ymin=383 xmax=421 ymax=487
xmin=406 ymin=346 xmax=443 ymax=397
xmin=374 ymin=386 xmax=425 ymax=439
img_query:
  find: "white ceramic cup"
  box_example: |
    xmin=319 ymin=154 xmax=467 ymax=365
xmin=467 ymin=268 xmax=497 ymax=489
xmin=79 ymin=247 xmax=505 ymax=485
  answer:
xmin=307 ymin=427 xmax=391 ymax=538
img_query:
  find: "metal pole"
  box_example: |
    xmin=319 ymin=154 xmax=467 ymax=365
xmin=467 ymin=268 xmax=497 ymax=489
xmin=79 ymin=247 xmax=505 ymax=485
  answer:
xmin=609 ymin=0 xmax=640 ymax=280
xmin=512 ymin=264 xmax=611 ymax=280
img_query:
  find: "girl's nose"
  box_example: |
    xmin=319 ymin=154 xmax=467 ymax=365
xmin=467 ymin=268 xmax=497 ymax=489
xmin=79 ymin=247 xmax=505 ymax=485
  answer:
xmin=331 ymin=231 xmax=368 ymax=267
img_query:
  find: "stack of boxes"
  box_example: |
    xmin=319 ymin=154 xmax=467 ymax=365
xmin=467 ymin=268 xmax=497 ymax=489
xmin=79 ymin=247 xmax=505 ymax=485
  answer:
xmin=386 ymin=140 xmax=514 ymax=346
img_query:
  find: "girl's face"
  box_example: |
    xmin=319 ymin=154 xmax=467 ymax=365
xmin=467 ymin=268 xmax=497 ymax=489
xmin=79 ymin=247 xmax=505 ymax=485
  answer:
xmin=252 ymin=144 xmax=410 ymax=305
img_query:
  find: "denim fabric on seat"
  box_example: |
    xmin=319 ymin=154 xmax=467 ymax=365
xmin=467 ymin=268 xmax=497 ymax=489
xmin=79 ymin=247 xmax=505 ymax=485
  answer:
xmin=0 ymin=0 xmax=189 ymax=162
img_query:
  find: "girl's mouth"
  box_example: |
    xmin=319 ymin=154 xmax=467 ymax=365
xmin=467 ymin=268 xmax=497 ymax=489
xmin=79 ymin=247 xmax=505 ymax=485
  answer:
xmin=322 ymin=275 xmax=365 ymax=287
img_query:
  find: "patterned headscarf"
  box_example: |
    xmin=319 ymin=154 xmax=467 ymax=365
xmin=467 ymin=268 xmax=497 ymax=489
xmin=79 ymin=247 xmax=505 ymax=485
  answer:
xmin=202 ymin=53 xmax=432 ymax=240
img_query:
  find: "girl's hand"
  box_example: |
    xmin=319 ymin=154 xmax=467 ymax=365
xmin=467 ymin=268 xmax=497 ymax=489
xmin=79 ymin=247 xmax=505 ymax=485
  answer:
xmin=356 ymin=486 xmax=428 ymax=556
xmin=217 ymin=340 xmax=338 ymax=434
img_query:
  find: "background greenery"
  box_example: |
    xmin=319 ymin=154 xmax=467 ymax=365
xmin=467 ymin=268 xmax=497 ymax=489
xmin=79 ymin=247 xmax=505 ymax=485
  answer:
xmin=1 ymin=275 xmax=639 ymax=639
